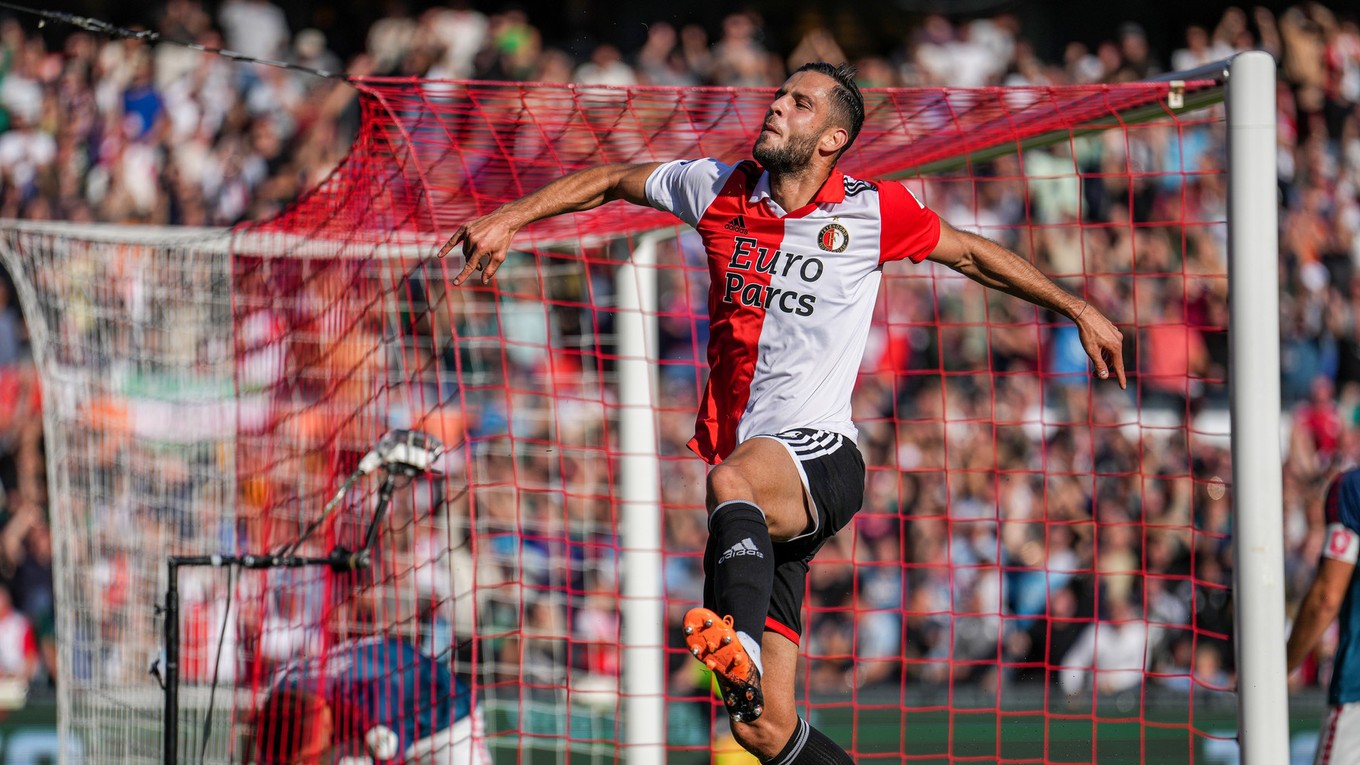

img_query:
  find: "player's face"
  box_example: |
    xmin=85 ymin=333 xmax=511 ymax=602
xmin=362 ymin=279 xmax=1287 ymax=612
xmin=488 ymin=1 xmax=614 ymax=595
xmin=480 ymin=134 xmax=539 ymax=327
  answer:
xmin=753 ymin=71 xmax=843 ymax=174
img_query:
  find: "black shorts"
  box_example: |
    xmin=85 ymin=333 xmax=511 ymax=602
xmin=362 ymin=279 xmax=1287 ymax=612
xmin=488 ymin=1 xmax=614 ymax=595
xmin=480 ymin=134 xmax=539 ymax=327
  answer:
xmin=703 ymin=428 xmax=865 ymax=644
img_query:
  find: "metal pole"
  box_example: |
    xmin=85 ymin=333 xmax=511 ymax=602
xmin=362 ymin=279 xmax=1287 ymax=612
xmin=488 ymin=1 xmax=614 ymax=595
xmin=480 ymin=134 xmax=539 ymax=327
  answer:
xmin=1227 ymin=50 xmax=1290 ymax=764
xmin=160 ymin=549 xmax=373 ymax=765
xmin=617 ymin=233 xmax=666 ymax=764
xmin=164 ymin=559 xmax=180 ymax=765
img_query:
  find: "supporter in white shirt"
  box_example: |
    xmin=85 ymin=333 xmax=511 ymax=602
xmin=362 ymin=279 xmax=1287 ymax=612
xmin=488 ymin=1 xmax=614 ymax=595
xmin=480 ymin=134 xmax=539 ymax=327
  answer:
xmin=574 ymin=44 xmax=638 ymax=87
xmin=1059 ymin=595 xmax=1150 ymax=696
xmin=1171 ymin=25 xmax=1234 ymax=72
xmin=0 ymin=587 xmax=38 ymax=682
xmin=218 ymin=0 xmax=290 ymax=62
xmin=0 ymin=114 xmax=55 ymax=193
xmin=426 ymin=3 xmax=489 ymax=80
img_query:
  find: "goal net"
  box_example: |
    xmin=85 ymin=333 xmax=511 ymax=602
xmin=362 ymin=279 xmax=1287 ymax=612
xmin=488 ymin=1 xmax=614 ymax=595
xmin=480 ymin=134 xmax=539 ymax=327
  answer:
xmin=0 ymin=70 xmax=1244 ymax=764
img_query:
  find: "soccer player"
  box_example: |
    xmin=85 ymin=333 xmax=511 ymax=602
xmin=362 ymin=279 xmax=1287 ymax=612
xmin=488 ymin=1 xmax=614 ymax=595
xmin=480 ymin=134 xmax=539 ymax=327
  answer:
xmin=252 ymin=635 xmax=491 ymax=765
xmin=440 ymin=62 xmax=1125 ymax=763
xmin=1288 ymin=468 xmax=1360 ymax=765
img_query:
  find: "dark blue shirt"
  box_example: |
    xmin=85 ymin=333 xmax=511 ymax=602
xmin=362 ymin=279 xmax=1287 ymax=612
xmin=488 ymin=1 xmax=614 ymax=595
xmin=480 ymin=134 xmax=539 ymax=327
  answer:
xmin=273 ymin=636 xmax=472 ymax=759
xmin=1323 ymin=469 xmax=1360 ymax=705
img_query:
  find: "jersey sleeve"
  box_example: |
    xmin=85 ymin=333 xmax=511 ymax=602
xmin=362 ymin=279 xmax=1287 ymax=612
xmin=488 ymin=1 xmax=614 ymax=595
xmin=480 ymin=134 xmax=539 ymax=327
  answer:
xmin=645 ymin=158 xmax=736 ymax=228
xmin=878 ymin=180 xmax=942 ymax=264
xmin=1324 ymin=475 xmax=1360 ymax=563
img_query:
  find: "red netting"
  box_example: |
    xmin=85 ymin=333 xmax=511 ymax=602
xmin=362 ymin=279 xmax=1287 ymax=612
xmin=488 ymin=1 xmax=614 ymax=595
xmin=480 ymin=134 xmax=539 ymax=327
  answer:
xmin=232 ymin=78 xmax=1233 ymax=764
xmin=251 ymin=79 xmax=1214 ymax=246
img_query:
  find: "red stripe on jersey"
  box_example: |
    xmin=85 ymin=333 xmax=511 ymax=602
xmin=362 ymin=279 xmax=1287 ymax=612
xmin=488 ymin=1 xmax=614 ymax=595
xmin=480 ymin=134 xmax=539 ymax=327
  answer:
xmin=878 ymin=180 xmax=942 ymax=265
xmin=688 ymin=162 xmax=780 ymax=464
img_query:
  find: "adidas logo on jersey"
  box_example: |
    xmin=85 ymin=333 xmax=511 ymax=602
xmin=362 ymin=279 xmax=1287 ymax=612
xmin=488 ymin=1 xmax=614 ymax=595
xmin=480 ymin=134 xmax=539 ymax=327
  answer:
xmin=719 ymin=537 xmax=764 ymax=563
xmin=724 ymin=215 xmax=749 ymax=234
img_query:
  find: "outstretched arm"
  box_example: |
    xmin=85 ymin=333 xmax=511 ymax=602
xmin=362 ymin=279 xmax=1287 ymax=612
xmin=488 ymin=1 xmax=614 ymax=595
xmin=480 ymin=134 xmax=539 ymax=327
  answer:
xmin=439 ymin=162 xmax=662 ymax=285
xmin=926 ymin=219 xmax=1127 ymax=388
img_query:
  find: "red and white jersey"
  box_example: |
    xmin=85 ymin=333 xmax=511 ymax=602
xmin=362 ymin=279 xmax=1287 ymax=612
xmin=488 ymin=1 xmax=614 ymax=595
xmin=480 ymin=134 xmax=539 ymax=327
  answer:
xmin=645 ymin=158 xmax=941 ymax=464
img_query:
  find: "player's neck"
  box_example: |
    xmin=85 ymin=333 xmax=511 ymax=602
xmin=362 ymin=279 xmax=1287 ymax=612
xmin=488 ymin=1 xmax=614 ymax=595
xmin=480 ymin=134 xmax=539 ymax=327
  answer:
xmin=766 ymin=164 xmax=833 ymax=214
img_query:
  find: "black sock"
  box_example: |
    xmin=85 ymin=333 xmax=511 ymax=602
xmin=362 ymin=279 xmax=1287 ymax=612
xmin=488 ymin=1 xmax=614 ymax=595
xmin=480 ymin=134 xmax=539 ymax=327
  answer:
xmin=705 ymin=500 xmax=775 ymax=640
xmin=761 ymin=719 xmax=855 ymax=765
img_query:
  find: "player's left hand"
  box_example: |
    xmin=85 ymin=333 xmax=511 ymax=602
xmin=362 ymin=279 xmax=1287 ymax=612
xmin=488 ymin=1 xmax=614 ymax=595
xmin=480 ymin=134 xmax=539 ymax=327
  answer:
xmin=1075 ymin=302 xmax=1126 ymax=389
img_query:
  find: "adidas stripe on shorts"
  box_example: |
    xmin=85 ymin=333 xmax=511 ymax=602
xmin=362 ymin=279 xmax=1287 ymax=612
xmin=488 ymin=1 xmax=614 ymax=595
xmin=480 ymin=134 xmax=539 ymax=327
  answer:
xmin=1315 ymin=703 xmax=1360 ymax=765
xmin=703 ymin=428 xmax=865 ymax=644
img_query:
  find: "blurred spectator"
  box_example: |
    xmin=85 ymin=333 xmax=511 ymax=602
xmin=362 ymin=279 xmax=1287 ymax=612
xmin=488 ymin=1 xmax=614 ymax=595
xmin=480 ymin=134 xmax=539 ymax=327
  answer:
xmin=423 ymin=2 xmax=487 ymax=80
xmin=476 ymin=10 xmax=541 ymax=81
xmin=290 ymin=29 xmax=342 ymax=79
xmin=217 ymin=0 xmax=290 ymax=64
xmin=366 ymin=0 xmax=417 ymax=76
xmin=1059 ymin=595 xmax=1150 ymax=697
xmin=711 ymin=12 xmax=771 ymax=87
xmin=1109 ymin=22 xmax=1161 ymax=81
xmin=0 ymin=586 xmax=38 ymax=685
xmin=574 ymin=44 xmax=636 ymax=87
xmin=636 ymin=23 xmax=701 ymax=87
xmin=1172 ymin=25 xmax=1233 ymax=72
xmin=0 ymin=279 xmax=21 ymax=366
xmin=1014 ymin=581 xmax=1090 ymax=686
xmin=0 ymin=93 xmax=54 ymax=197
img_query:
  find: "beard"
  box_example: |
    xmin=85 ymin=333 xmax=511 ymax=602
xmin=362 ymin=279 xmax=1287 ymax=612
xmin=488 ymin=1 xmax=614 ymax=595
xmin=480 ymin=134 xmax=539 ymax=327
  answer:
xmin=753 ymin=130 xmax=819 ymax=175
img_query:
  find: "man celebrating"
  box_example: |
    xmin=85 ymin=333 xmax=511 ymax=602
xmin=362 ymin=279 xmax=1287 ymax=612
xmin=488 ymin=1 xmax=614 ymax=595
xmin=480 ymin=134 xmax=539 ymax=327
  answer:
xmin=252 ymin=636 xmax=490 ymax=765
xmin=441 ymin=62 xmax=1125 ymax=763
xmin=1288 ymin=469 xmax=1360 ymax=765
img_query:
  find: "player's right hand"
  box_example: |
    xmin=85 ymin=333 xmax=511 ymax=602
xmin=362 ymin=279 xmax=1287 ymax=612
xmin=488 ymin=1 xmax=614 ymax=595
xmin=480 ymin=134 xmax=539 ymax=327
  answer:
xmin=440 ymin=212 xmax=518 ymax=286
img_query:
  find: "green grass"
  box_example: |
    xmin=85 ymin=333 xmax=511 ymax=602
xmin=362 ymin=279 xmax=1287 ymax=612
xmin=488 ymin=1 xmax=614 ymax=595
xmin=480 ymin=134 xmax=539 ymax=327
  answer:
xmin=40 ymin=686 xmax=1333 ymax=764
xmin=489 ymin=687 xmax=1331 ymax=765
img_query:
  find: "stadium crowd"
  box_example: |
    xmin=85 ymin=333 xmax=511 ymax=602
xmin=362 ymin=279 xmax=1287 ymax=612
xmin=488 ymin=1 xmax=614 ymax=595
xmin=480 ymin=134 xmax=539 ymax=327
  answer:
xmin=0 ymin=0 xmax=1356 ymax=725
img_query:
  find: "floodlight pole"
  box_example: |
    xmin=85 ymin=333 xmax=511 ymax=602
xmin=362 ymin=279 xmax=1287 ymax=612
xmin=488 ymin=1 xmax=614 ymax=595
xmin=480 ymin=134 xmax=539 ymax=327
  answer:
xmin=1227 ymin=50 xmax=1290 ymax=764
xmin=617 ymin=232 xmax=666 ymax=764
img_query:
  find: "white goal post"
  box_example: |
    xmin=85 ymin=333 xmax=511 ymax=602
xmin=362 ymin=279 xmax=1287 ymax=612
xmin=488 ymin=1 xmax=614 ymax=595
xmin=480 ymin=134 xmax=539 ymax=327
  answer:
xmin=1226 ymin=50 xmax=1289 ymax=764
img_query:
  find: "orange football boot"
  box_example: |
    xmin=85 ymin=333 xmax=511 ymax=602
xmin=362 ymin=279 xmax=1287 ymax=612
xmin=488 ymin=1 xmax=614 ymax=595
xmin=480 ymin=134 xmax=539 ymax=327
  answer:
xmin=683 ymin=607 xmax=764 ymax=722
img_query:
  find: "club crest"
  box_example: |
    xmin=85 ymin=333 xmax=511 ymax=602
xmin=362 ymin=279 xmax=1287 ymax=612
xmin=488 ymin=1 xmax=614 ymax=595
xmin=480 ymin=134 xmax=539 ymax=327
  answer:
xmin=818 ymin=223 xmax=849 ymax=253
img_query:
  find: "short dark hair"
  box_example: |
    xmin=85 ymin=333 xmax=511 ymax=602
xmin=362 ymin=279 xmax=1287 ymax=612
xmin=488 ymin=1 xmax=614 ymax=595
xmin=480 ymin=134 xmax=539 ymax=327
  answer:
xmin=794 ymin=61 xmax=864 ymax=157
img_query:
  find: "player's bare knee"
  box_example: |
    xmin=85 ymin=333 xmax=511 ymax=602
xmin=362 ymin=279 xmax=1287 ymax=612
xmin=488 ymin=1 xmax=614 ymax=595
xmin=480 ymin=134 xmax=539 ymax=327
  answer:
xmin=706 ymin=463 xmax=755 ymax=509
xmin=730 ymin=715 xmax=796 ymax=760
